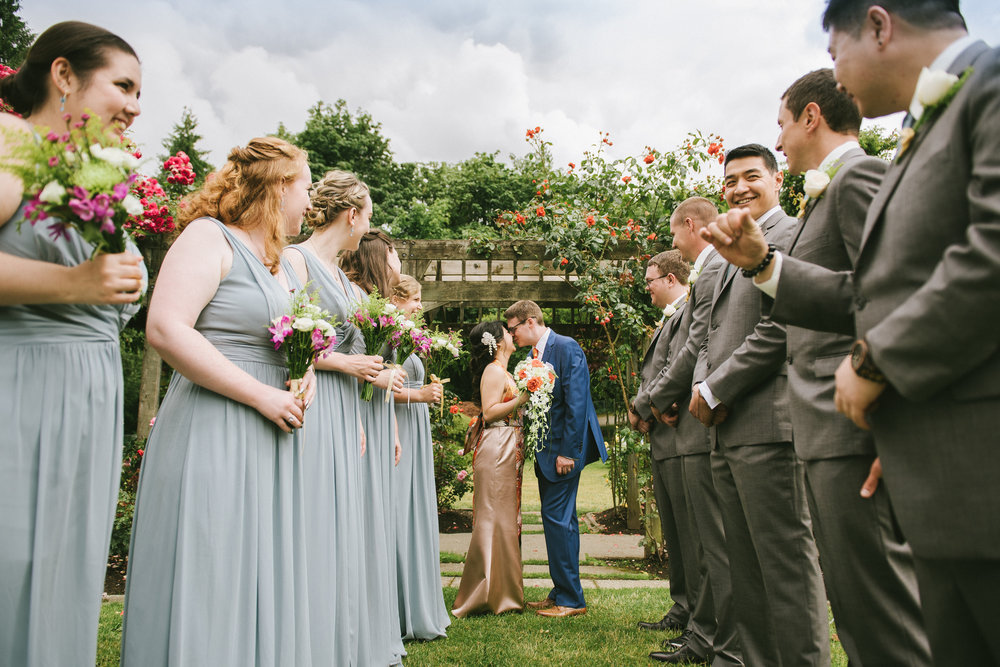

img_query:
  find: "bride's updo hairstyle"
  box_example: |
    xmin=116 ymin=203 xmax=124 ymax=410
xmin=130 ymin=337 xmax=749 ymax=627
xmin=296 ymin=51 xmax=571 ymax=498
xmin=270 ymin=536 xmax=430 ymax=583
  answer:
xmin=177 ymin=136 xmax=307 ymax=275
xmin=468 ymin=320 xmax=506 ymax=407
xmin=307 ymin=169 xmax=369 ymax=230
xmin=0 ymin=21 xmax=137 ymax=117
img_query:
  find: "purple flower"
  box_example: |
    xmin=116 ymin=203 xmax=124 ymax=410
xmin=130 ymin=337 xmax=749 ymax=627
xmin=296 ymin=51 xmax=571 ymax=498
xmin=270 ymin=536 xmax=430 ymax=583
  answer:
xmin=48 ymin=156 xmax=59 ymax=167
xmin=112 ymin=182 xmax=129 ymax=201
xmin=71 ymin=186 xmax=88 ymax=200
xmin=45 ymin=131 xmax=59 ymax=142
xmin=68 ymin=197 xmax=95 ymax=221
xmin=46 ymin=221 xmax=71 ymax=241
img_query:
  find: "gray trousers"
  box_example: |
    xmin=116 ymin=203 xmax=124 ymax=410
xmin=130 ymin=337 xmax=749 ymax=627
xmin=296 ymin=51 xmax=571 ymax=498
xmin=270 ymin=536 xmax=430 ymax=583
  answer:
xmin=682 ymin=452 xmax=743 ymax=667
xmin=912 ymin=556 xmax=1000 ymax=667
xmin=804 ymin=456 xmax=931 ymax=667
xmin=711 ymin=441 xmax=828 ymax=667
xmin=651 ymin=455 xmax=695 ymax=625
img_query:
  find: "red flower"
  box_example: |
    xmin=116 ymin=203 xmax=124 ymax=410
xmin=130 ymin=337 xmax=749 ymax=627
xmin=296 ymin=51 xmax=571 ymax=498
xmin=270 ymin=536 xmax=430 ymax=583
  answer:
xmin=644 ymin=153 xmax=655 ymax=164
xmin=707 ymin=143 xmax=721 ymax=156
xmin=560 ymin=257 xmax=569 ymax=266
xmin=137 ymin=449 xmax=144 ymax=456
xmin=515 ymin=213 xmax=525 ymax=225
xmin=449 ymin=405 xmax=461 ymax=414
xmin=526 ymin=377 xmax=542 ymax=392
xmin=586 ymin=215 xmax=596 ymax=227
xmin=647 ymin=233 xmax=657 ymax=241
xmin=568 ymin=162 xmax=576 ymax=169
xmin=622 ymin=176 xmax=631 ymax=184
xmin=536 ymin=205 xmax=546 ymax=217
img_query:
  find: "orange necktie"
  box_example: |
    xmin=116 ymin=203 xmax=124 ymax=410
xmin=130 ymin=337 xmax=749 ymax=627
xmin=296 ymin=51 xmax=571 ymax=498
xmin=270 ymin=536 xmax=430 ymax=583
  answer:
xmin=532 ymin=347 xmax=539 ymax=359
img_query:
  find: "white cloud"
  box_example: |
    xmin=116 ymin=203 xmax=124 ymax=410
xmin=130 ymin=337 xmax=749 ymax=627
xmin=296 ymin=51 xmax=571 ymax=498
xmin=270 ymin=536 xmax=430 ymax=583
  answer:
xmin=20 ymin=0 xmax=1000 ymax=174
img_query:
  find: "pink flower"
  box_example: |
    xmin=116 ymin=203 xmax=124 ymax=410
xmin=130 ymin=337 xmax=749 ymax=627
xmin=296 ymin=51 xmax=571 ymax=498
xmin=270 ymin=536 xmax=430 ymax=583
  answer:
xmin=48 ymin=156 xmax=59 ymax=167
xmin=149 ymin=417 xmax=156 ymax=427
xmin=457 ymin=470 xmax=468 ymax=482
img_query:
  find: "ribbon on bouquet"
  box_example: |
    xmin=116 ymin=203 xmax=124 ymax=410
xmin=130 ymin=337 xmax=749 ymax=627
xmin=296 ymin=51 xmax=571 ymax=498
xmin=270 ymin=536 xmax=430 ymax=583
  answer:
xmin=429 ymin=373 xmax=450 ymax=417
xmin=383 ymin=362 xmax=404 ymax=404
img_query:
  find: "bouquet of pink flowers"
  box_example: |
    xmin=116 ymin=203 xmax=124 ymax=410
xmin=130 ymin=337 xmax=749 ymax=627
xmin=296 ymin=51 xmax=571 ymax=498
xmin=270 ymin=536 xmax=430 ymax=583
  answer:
xmin=268 ymin=285 xmax=338 ymax=399
xmin=0 ymin=113 xmax=144 ymax=254
xmin=391 ymin=311 xmax=433 ymax=362
xmin=349 ymin=290 xmax=405 ymax=401
xmin=514 ymin=356 xmax=558 ymax=458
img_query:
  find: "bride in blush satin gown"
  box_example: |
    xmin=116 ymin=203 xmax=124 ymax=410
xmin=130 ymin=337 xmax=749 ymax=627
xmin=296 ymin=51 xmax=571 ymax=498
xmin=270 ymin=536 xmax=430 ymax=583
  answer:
xmin=452 ymin=320 xmax=529 ymax=618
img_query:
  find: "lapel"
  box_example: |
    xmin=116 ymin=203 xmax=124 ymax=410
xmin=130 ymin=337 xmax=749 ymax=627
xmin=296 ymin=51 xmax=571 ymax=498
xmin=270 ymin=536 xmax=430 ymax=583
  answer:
xmin=718 ymin=209 xmax=782 ymax=295
xmin=642 ymin=325 xmax=664 ymax=365
xmin=859 ymin=41 xmax=988 ymax=253
xmin=788 ymin=147 xmax=865 ymax=254
xmin=541 ymin=331 xmax=556 ymax=366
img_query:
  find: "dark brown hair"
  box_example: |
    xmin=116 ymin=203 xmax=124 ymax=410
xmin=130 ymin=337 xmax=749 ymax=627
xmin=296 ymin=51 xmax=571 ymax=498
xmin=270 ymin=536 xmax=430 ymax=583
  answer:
xmin=0 ymin=21 xmax=138 ymax=117
xmin=822 ymin=0 xmax=965 ymax=35
xmin=340 ymin=229 xmax=396 ymax=297
xmin=783 ymin=68 xmax=862 ymax=135
xmin=647 ymin=250 xmax=690 ymax=286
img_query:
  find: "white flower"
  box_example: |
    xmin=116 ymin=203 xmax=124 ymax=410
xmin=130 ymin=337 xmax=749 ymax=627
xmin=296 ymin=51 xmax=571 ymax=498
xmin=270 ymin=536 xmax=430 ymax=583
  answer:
xmin=38 ymin=180 xmax=67 ymax=204
xmin=689 ymin=266 xmax=700 ymax=285
xmin=914 ymin=67 xmax=959 ymax=119
xmin=384 ymin=303 xmax=397 ymax=313
xmin=662 ymin=304 xmax=677 ymax=319
xmin=447 ymin=344 xmax=459 ymax=357
xmin=292 ymin=317 xmax=315 ymax=332
xmin=122 ymin=194 xmax=143 ymax=216
xmin=315 ymin=319 xmax=334 ymax=335
xmin=803 ymin=169 xmax=832 ymax=199
xmin=89 ymin=144 xmax=139 ymax=169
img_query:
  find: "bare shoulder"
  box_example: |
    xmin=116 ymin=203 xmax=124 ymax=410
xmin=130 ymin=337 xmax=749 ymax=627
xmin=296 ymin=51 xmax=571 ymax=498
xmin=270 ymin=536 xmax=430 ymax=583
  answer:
xmin=0 ymin=112 xmax=31 ymax=135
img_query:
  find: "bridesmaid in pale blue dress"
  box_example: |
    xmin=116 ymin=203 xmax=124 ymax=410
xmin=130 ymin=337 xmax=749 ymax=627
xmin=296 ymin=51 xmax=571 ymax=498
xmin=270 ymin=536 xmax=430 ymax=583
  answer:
xmin=121 ymin=137 xmax=318 ymax=666
xmin=0 ymin=23 xmax=146 ymax=667
xmin=282 ymin=170 xmax=389 ymax=665
xmin=341 ymin=230 xmax=408 ymax=665
xmin=390 ymin=276 xmax=452 ymax=641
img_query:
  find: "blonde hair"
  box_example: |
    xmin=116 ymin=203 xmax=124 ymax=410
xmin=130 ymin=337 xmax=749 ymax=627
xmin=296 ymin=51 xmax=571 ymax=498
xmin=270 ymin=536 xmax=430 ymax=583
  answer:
xmin=392 ymin=274 xmax=421 ymax=302
xmin=307 ymin=169 xmax=370 ymax=231
xmin=504 ymin=299 xmax=544 ymax=326
xmin=178 ymin=136 xmax=307 ymax=274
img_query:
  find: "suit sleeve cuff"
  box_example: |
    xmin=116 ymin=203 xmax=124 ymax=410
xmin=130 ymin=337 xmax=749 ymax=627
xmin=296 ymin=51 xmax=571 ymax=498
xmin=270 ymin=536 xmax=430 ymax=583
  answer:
xmin=699 ymin=381 xmax=721 ymax=409
xmin=634 ymin=392 xmax=653 ymax=421
xmin=752 ymin=251 xmax=782 ymax=298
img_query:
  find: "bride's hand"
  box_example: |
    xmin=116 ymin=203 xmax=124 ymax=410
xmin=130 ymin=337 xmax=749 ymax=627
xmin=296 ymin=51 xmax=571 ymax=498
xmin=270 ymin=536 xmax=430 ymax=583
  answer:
xmin=516 ymin=390 xmax=530 ymax=407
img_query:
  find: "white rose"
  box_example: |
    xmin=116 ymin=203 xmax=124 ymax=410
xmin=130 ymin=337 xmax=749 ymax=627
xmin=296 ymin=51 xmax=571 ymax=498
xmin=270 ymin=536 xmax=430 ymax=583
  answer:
xmin=292 ymin=317 xmax=315 ymax=332
xmin=122 ymin=194 xmax=143 ymax=216
xmin=915 ymin=67 xmax=958 ymax=111
xmin=38 ymin=180 xmax=67 ymax=204
xmin=662 ymin=304 xmax=677 ymax=319
xmin=803 ymin=169 xmax=831 ymax=199
xmin=316 ymin=320 xmax=334 ymax=335
xmin=384 ymin=303 xmax=397 ymax=313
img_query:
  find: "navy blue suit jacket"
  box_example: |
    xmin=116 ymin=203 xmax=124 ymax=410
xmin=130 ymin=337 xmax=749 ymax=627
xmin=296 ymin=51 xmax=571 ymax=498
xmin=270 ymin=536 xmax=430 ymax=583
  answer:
xmin=536 ymin=331 xmax=607 ymax=483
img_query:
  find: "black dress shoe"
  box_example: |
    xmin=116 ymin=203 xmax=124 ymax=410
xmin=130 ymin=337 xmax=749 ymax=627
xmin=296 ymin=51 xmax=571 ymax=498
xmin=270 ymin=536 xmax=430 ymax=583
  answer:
xmin=661 ymin=629 xmax=692 ymax=650
xmin=649 ymin=644 xmax=710 ymax=664
xmin=637 ymin=614 xmax=686 ymax=631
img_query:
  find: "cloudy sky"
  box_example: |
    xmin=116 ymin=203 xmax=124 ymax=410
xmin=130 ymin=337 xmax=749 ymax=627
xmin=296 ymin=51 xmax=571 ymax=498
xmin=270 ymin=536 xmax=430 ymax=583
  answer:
xmin=22 ymin=1 xmax=1000 ymax=171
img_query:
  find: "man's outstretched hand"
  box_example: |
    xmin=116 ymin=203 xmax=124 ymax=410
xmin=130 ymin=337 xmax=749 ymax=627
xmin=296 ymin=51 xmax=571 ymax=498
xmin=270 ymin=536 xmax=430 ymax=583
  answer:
xmin=700 ymin=208 xmax=770 ymax=272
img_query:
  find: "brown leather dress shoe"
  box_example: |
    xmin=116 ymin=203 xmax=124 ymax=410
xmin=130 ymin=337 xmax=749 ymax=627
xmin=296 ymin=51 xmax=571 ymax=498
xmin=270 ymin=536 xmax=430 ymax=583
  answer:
xmin=536 ymin=605 xmax=587 ymax=618
xmin=526 ymin=597 xmax=556 ymax=610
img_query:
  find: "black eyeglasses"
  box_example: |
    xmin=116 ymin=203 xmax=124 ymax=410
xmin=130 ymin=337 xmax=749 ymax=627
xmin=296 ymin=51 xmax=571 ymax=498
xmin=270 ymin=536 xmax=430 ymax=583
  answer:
xmin=508 ymin=320 xmax=526 ymax=334
xmin=644 ymin=275 xmax=669 ymax=287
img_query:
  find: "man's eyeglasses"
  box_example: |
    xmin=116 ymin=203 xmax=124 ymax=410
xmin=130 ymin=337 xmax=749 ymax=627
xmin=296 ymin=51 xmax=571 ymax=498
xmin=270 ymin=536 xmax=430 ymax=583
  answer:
xmin=508 ymin=320 xmax=526 ymax=334
xmin=644 ymin=275 xmax=669 ymax=287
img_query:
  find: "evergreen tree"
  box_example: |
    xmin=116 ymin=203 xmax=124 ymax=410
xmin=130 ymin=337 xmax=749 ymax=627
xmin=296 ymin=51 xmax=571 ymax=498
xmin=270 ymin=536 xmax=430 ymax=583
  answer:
xmin=0 ymin=0 xmax=34 ymax=68
xmin=158 ymin=107 xmax=213 ymax=189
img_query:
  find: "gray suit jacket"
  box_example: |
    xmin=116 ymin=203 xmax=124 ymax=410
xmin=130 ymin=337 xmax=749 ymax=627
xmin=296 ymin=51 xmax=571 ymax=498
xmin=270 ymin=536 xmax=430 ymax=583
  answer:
xmin=770 ymin=42 xmax=1000 ymax=559
xmin=636 ymin=302 xmax=687 ymax=461
xmin=783 ymin=147 xmax=886 ymax=461
xmin=634 ymin=249 xmax=726 ymax=455
xmin=704 ymin=208 xmax=796 ymax=448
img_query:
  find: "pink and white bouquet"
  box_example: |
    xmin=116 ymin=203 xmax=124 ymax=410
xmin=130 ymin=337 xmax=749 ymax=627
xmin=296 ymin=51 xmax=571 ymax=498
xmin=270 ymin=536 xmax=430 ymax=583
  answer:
xmin=349 ymin=290 xmax=406 ymax=401
xmin=268 ymin=284 xmax=338 ymax=399
xmin=391 ymin=312 xmax=433 ymax=362
xmin=425 ymin=328 xmax=463 ymax=416
xmin=514 ymin=356 xmax=558 ymax=457
xmin=1 ymin=112 xmax=144 ymax=254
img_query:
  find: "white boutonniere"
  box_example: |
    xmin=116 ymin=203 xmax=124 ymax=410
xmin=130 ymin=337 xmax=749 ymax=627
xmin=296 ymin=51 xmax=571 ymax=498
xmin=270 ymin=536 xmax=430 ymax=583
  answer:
xmin=657 ymin=303 xmax=677 ymax=327
xmin=797 ymin=164 xmax=841 ymax=217
xmin=899 ymin=66 xmax=973 ymax=159
xmin=688 ymin=265 xmax=700 ymax=285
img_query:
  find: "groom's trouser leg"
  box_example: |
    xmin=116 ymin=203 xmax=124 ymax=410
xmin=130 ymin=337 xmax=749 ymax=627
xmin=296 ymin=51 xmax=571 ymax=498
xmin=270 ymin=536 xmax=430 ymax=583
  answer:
xmin=536 ymin=464 xmax=585 ymax=609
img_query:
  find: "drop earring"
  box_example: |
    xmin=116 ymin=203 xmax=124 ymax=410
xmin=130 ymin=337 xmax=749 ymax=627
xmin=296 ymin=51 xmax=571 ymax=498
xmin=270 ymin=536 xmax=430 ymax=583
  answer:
xmin=349 ymin=223 xmax=355 ymax=237
xmin=60 ymin=94 xmax=66 ymax=112
xmin=280 ymin=198 xmax=285 ymax=210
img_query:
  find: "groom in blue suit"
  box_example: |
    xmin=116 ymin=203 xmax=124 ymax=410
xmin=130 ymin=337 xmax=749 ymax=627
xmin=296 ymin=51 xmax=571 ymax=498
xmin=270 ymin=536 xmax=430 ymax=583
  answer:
xmin=505 ymin=300 xmax=607 ymax=617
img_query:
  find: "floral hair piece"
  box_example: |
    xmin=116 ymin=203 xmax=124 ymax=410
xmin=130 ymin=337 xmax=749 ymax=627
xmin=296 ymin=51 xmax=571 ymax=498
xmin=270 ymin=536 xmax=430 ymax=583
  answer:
xmin=481 ymin=331 xmax=498 ymax=356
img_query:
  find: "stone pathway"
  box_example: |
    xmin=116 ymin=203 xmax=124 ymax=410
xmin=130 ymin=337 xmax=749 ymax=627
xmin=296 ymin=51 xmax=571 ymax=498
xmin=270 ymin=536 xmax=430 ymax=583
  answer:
xmin=440 ymin=511 xmax=669 ymax=589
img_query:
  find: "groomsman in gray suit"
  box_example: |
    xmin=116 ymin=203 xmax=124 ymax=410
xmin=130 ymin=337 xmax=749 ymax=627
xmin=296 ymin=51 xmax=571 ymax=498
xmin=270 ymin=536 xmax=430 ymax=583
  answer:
xmin=635 ymin=200 xmax=742 ymax=667
xmin=693 ymin=144 xmax=828 ymax=667
xmin=770 ymin=68 xmax=931 ymax=666
xmin=701 ymin=2 xmax=1000 ymax=664
xmin=626 ymin=251 xmax=704 ymax=662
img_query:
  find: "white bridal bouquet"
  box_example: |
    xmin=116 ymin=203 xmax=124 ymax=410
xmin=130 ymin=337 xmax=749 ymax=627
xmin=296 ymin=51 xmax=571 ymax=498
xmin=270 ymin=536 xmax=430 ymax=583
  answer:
xmin=513 ymin=355 xmax=557 ymax=458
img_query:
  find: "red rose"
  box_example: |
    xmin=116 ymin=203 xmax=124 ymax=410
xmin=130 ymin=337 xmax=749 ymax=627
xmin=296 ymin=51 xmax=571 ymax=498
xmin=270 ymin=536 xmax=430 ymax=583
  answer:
xmin=560 ymin=258 xmax=568 ymax=266
xmin=526 ymin=377 xmax=542 ymax=392
xmin=647 ymin=233 xmax=657 ymax=241
xmin=644 ymin=154 xmax=655 ymax=164
xmin=622 ymin=176 xmax=631 ymax=184
xmin=449 ymin=405 xmax=460 ymax=414
xmin=536 ymin=205 xmax=546 ymax=217
xmin=586 ymin=215 xmax=596 ymax=226
xmin=568 ymin=162 xmax=576 ymax=169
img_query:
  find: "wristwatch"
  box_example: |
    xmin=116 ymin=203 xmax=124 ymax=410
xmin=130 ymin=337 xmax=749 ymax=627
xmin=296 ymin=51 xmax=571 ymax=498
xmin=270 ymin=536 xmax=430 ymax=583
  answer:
xmin=850 ymin=338 xmax=887 ymax=384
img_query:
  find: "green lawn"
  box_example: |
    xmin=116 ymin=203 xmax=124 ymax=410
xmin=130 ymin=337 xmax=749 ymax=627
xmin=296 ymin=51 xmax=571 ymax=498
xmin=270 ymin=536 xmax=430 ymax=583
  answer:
xmin=98 ymin=590 xmax=848 ymax=666
xmin=454 ymin=461 xmax=614 ymax=514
